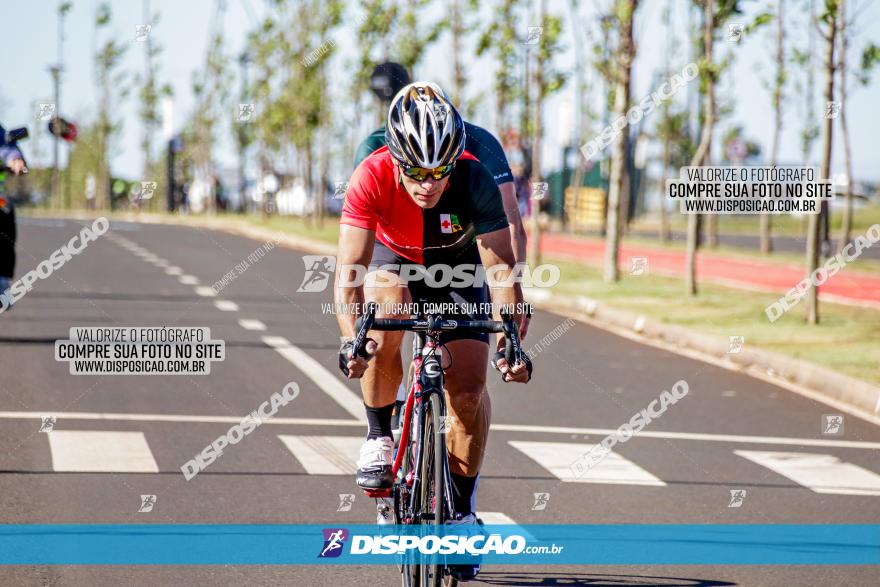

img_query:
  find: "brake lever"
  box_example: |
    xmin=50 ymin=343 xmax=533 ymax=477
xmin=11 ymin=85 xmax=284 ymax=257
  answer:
xmin=351 ymin=301 xmax=378 ymax=358
xmin=500 ymin=312 xmax=524 ymax=367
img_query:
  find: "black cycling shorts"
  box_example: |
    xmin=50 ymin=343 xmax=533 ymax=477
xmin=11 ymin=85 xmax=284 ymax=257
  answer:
xmin=368 ymin=241 xmax=490 ymax=344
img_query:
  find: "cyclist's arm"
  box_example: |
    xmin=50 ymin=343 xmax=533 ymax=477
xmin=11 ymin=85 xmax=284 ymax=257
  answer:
xmin=335 ymin=227 xmax=374 ymax=339
xmin=476 ymin=227 xmax=524 ymax=327
xmin=499 ymin=181 xmax=527 ymax=263
xmin=337 ymin=162 xmax=380 ymax=339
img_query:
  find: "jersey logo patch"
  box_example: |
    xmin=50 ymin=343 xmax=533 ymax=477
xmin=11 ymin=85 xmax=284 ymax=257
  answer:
xmin=440 ymin=213 xmax=462 ymax=233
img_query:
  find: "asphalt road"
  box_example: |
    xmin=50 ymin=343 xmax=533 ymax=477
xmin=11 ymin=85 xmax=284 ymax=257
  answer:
xmin=1 ymin=216 xmax=878 ymax=586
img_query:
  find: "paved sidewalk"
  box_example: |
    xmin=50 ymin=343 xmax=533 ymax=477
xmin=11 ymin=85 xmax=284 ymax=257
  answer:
xmin=539 ymin=231 xmax=880 ymax=308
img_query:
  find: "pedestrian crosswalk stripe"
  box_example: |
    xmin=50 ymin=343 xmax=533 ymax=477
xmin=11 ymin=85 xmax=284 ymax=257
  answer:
xmin=263 ymin=336 xmax=366 ymax=422
xmin=477 ymin=511 xmax=516 ymax=524
xmin=735 ymin=450 xmax=880 ymax=496
xmin=214 ymin=300 xmax=239 ymax=311
xmin=278 ymin=435 xmax=362 ymax=475
xmin=509 ymin=441 xmax=666 ymax=486
xmin=47 ymin=431 xmax=159 ymax=473
xmin=179 ymin=275 xmax=199 ymax=285
xmin=194 ymin=286 xmax=216 ymax=297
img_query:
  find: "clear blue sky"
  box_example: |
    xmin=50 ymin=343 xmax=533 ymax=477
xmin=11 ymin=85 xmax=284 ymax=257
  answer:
xmin=2 ymin=1 xmax=878 ymax=181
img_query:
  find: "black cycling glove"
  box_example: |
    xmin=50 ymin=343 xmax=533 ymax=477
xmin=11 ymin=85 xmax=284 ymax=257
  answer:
xmin=491 ymin=351 xmax=533 ymax=383
xmin=338 ymin=338 xmax=375 ymax=377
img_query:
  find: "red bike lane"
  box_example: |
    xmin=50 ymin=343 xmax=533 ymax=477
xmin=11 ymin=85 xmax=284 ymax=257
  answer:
xmin=539 ymin=232 xmax=880 ymax=308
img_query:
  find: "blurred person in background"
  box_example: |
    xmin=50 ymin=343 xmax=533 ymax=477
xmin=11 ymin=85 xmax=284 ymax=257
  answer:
xmin=501 ymin=128 xmax=532 ymax=218
xmin=0 ymin=123 xmax=27 ymax=307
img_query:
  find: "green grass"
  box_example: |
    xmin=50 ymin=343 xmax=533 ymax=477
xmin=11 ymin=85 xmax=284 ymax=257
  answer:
xmin=551 ymin=257 xmax=880 ymax=385
xmin=615 ymin=234 xmax=880 ymax=274
xmin=634 ymin=203 xmax=880 ymax=237
xmin=236 ymin=214 xmax=340 ymax=245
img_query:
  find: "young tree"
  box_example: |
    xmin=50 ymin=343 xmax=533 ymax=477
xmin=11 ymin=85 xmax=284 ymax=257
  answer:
xmin=527 ymin=0 xmax=566 ymax=266
xmin=762 ymin=0 xmax=787 ymax=254
xmin=395 ymin=0 xmax=445 ymax=75
xmin=684 ymin=0 xmax=753 ymax=294
xmin=685 ymin=0 xmax=717 ymax=296
xmin=476 ymin=0 xmax=523 ymax=131
xmin=790 ymin=0 xmax=820 ymax=236
xmin=602 ymin=0 xmax=639 ymax=283
xmin=448 ymin=0 xmax=480 ymax=107
xmin=836 ymin=2 xmax=879 ymax=251
xmin=805 ymin=0 xmax=839 ymax=324
xmin=93 ymin=2 xmax=129 ymax=210
xmin=354 ymin=0 xmax=399 ymax=127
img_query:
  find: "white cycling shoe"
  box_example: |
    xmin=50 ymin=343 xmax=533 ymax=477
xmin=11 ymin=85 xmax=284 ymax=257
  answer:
xmin=356 ymin=436 xmax=395 ymax=490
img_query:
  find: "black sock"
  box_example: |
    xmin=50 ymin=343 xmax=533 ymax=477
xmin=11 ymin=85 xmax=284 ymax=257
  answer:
xmin=365 ymin=402 xmax=395 ymax=440
xmin=450 ymin=472 xmax=477 ymax=516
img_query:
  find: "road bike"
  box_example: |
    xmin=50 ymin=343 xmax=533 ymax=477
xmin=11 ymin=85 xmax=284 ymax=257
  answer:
xmin=351 ymin=301 xmax=525 ymax=586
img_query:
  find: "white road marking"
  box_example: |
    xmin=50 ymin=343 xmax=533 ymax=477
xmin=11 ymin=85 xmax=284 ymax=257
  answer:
xmin=477 ymin=512 xmax=517 ymax=524
xmin=238 ymin=319 xmax=266 ymax=331
xmin=735 ymin=450 xmax=880 ymax=496
xmin=194 ymin=286 xmax=217 ymax=297
xmin=0 ymin=410 xmax=360 ymax=427
xmin=263 ymin=335 xmax=366 ymax=422
xmin=214 ymin=300 xmax=239 ymax=311
xmin=179 ymin=275 xmax=199 ymax=285
xmin=278 ymin=435 xmax=361 ymax=475
xmin=47 ymin=430 xmax=159 ymax=473
xmin=509 ymin=440 xmax=665 ymax=486
xmin=1 ymin=411 xmax=877 ymax=450
xmin=165 ymin=266 xmax=182 ymax=276
xmin=492 ymin=423 xmax=880 ymax=450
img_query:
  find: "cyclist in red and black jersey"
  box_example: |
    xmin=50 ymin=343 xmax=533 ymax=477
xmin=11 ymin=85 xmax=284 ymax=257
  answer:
xmin=335 ymin=84 xmax=532 ymax=557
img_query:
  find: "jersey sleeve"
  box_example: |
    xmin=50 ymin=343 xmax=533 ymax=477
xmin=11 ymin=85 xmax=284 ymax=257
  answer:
xmin=353 ymin=127 xmax=387 ymax=169
xmin=464 ymin=161 xmax=509 ymax=235
xmin=340 ymin=161 xmax=380 ymax=231
xmin=464 ymin=123 xmax=513 ymax=185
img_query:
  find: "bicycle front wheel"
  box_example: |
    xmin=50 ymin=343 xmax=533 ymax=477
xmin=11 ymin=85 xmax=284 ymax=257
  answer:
xmin=417 ymin=392 xmax=446 ymax=587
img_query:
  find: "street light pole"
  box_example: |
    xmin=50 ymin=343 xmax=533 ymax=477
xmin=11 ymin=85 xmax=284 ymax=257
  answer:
xmin=49 ymin=65 xmax=62 ymax=208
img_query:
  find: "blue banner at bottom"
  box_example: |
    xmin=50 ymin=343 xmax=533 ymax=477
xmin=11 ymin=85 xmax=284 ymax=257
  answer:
xmin=0 ymin=524 xmax=877 ymax=565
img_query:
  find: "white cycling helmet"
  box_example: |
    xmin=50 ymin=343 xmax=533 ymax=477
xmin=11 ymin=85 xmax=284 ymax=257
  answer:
xmin=385 ymin=81 xmax=466 ymax=169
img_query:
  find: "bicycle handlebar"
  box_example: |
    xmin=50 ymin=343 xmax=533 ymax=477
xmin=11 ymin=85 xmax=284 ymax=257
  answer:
xmin=353 ymin=301 xmax=526 ymax=367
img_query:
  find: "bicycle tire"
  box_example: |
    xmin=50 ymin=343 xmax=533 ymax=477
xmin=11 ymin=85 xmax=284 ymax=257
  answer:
xmin=419 ymin=391 xmax=446 ymax=586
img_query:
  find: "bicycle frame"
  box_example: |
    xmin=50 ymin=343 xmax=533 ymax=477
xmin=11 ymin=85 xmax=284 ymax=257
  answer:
xmin=395 ymin=331 xmax=455 ymax=523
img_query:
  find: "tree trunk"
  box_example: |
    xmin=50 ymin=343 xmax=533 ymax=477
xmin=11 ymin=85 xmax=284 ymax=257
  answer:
xmin=762 ymin=0 xmax=786 ymax=254
xmin=686 ymin=0 xmax=715 ymax=297
xmin=806 ymin=3 xmax=837 ymax=325
xmin=527 ymin=0 xmax=545 ymax=267
xmin=603 ymin=0 xmax=636 ymax=283
xmin=837 ymin=0 xmax=853 ymax=253
xmin=660 ymin=128 xmax=671 ymax=243
xmin=451 ymin=0 xmax=465 ymax=107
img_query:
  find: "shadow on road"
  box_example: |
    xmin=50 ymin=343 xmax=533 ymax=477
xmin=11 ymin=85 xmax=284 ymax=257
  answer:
xmin=474 ymin=571 xmax=736 ymax=586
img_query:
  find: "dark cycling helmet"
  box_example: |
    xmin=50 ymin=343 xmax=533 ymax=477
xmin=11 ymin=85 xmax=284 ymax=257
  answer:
xmin=385 ymin=82 xmax=466 ymax=169
xmin=370 ymin=62 xmax=411 ymax=103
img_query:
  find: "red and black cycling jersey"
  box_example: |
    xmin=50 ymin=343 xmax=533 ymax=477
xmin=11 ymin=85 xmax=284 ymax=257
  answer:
xmin=341 ymin=146 xmax=508 ymax=265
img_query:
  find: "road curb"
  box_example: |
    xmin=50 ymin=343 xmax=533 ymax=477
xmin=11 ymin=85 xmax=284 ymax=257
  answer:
xmin=34 ymin=211 xmax=880 ymax=421
xmin=524 ymin=289 xmax=880 ymax=421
